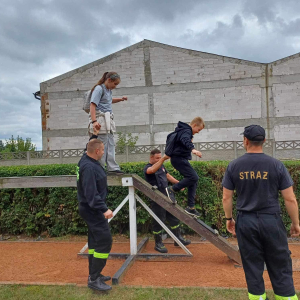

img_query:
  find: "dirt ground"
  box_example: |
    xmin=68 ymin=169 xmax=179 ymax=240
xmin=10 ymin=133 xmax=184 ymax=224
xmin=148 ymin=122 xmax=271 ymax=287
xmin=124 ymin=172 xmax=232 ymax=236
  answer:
xmin=1 ymin=239 xmax=300 ymax=289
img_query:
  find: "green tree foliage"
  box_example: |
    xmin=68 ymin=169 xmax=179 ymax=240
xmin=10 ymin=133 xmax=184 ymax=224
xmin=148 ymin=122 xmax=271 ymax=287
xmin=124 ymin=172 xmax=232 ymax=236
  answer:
xmin=0 ymin=140 xmax=4 ymax=151
xmin=1 ymin=135 xmax=36 ymax=152
xmin=116 ymin=132 xmax=139 ymax=154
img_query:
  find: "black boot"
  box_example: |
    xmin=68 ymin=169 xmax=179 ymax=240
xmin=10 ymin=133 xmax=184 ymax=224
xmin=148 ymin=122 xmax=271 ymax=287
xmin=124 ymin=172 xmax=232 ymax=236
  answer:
xmin=88 ymin=255 xmax=110 ymax=282
xmin=154 ymin=233 xmax=168 ymax=253
xmin=88 ymin=274 xmax=111 ymax=284
xmin=172 ymin=227 xmax=191 ymax=246
xmin=88 ymin=276 xmax=112 ymax=291
xmin=88 ymin=254 xmax=93 ymax=274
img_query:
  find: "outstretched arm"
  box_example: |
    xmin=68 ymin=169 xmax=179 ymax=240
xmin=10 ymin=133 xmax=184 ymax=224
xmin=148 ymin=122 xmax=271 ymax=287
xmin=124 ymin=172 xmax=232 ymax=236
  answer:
xmin=112 ymin=96 xmax=127 ymax=103
xmin=146 ymin=155 xmax=170 ymax=174
xmin=166 ymin=173 xmax=179 ymax=184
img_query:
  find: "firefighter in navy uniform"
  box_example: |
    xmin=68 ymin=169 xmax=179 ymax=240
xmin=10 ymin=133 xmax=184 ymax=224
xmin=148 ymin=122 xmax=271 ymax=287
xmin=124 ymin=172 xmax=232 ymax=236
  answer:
xmin=222 ymin=125 xmax=300 ymax=300
xmin=144 ymin=148 xmax=191 ymax=253
xmin=77 ymin=138 xmax=113 ymax=292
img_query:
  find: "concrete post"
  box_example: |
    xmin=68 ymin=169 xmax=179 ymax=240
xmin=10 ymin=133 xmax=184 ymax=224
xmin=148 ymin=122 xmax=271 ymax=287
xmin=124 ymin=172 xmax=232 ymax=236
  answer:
xmin=125 ymin=145 xmax=129 ymax=163
xmin=272 ymin=139 xmax=276 ymax=158
xmin=160 ymin=144 xmax=164 ymax=154
xmin=59 ymin=150 xmax=63 ymax=164
xmin=26 ymin=151 xmax=30 ymax=166
xmin=233 ymin=141 xmax=238 ymax=159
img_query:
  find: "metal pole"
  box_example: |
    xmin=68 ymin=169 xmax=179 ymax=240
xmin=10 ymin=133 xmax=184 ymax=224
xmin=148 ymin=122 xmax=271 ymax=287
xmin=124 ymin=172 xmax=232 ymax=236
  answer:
xmin=128 ymin=186 xmax=137 ymax=255
xmin=135 ymin=194 xmax=192 ymax=256
xmin=79 ymin=195 xmax=129 ymax=254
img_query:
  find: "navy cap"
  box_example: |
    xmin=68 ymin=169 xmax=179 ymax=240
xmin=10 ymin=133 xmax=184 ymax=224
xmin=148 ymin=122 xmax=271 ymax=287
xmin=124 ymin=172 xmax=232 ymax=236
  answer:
xmin=241 ymin=125 xmax=265 ymax=141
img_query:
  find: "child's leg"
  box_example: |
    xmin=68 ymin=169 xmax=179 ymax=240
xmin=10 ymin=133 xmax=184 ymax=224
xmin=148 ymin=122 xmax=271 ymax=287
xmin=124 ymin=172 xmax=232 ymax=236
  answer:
xmin=97 ymin=134 xmax=108 ymax=168
xmin=171 ymin=157 xmax=199 ymax=197
xmin=105 ymin=133 xmax=120 ymax=171
xmin=187 ymin=180 xmax=198 ymax=208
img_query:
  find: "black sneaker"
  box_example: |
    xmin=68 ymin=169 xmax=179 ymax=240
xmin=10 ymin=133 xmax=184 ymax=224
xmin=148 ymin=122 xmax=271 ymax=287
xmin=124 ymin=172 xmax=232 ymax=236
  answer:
xmin=88 ymin=276 xmax=112 ymax=291
xmin=99 ymin=274 xmax=111 ymax=282
xmin=165 ymin=187 xmax=177 ymax=204
xmin=88 ymin=274 xmax=111 ymax=283
xmin=107 ymin=170 xmax=124 ymax=175
xmin=185 ymin=207 xmax=200 ymax=217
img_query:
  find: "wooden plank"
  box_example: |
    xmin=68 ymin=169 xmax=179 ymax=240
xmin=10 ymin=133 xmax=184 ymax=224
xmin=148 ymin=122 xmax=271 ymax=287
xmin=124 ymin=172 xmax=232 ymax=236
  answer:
xmin=0 ymin=175 xmax=125 ymax=189
xmin=132 ymin=174 xmax=242 ymax=265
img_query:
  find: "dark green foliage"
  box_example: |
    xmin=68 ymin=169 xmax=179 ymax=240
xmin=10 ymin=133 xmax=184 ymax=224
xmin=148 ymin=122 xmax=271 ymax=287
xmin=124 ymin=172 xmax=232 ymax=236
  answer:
xmin=1 ymin=135 xmax=36 ymax=152
xmin=0 ymin=161 xmax=300 ymax=237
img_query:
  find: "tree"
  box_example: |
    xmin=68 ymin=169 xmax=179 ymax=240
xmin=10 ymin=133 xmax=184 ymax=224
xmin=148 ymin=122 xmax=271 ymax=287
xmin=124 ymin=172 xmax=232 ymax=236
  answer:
xmin=116 ymin=132 xmax=139 ymax=154
xmin=0 ymin=140 xmax=4 ymax=151
xmin=2 ymin=135 xmax=36 ymax=152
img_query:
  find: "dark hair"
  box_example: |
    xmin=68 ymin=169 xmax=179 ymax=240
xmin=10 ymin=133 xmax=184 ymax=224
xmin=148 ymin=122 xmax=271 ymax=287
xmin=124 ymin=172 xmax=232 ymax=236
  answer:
xmin=248 ymin=140 xmax=264 ymax=147
xmin=91 ymin=71 xmax=120 ymax=93
xmin=150 ymin=148 xmax=161 ymax=156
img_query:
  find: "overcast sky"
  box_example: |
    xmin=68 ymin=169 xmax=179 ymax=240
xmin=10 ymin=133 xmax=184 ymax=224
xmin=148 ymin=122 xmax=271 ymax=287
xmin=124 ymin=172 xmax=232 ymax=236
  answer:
xmin=1 ymin=0 xmax=300 ymax=150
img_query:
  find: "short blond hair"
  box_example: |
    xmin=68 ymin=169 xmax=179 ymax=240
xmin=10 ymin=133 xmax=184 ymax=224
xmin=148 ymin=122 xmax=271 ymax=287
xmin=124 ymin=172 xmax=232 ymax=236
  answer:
xmin=190 ymin=117 xmax=205 ymax=128
xmin=87 ymin=139 xmax=103 ymax=153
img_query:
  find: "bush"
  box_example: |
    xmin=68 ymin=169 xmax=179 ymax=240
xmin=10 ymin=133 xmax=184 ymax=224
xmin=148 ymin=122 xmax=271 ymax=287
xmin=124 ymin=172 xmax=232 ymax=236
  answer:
xmin=0 ymin=161 xmax=300 ymax=237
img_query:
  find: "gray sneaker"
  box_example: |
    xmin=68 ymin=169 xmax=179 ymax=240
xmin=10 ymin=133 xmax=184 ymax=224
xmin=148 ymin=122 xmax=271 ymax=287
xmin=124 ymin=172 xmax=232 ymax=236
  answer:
xmin=185 ymin=207 xmax=200 ymax=217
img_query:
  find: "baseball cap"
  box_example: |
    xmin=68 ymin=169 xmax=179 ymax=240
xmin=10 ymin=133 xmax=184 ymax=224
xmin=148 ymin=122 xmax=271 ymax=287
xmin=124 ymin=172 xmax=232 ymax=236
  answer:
xmin=241 ymin=125 xmax=265 ymax=141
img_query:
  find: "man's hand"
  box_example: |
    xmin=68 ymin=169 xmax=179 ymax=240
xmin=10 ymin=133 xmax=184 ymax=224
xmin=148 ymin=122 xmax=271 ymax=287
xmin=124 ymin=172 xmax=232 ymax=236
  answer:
xmin=192 ymin=149 xmax=202 ymax=158
xmin=290 ymin=223 xmax=300 ymax=237
xmin=163 ymin=154 xmax=170 ymax=161
xmin=103 ymin=209 xmax=113 ymax=219
xmin=122 ymin=96 xmax=128 ymax=101
xmin=226 ymin=219 xmax=236 ymax=236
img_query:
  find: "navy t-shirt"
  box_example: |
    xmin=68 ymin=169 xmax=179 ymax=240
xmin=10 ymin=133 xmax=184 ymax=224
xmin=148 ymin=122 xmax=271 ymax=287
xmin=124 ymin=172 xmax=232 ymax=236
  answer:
xmin=222 ymin=153 xmax=294 ymax=213
xmin=143 ymin=163 xmax=169 ymax=194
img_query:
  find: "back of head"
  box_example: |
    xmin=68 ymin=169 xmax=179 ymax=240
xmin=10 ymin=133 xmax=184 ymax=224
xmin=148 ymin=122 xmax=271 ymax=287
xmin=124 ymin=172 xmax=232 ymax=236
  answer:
xmin=190 ymin=117 xmax=205 ymax=128
xmin=242 ymin=125 xmax=266 ymax=150
xmin=87 ymin=139 xmax=103 ymax=154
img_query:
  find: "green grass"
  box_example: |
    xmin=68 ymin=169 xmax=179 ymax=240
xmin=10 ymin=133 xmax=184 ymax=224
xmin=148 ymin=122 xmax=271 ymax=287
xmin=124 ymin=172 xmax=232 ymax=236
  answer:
xmin=0 ymin=285 xmax=299 ymax=300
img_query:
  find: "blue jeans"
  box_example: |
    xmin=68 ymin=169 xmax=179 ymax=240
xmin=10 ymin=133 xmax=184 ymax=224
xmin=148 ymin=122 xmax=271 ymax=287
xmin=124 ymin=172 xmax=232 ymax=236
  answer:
xmin=97 ymin=133 xmax=120 ymax=171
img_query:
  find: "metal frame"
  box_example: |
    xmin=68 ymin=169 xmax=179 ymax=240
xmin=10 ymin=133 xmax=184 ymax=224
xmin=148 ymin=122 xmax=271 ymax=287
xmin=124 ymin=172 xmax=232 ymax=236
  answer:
xmin=0 ymin=174 xmax=242 ymax=285
xmin=77 ymin=176 xmax=193 ymax=285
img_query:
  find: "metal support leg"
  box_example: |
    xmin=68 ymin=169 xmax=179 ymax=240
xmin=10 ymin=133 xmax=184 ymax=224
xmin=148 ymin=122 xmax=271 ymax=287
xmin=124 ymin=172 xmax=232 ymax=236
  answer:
xmin=135 ymin=194 xmax=192 ymax=256
xmin=78 ymin=195 xmax=129 ymax=254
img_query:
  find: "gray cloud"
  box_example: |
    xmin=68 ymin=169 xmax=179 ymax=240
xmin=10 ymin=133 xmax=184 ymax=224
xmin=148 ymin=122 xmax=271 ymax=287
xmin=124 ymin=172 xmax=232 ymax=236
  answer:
xmin=0 ymin=0 xmax=300 ymax=149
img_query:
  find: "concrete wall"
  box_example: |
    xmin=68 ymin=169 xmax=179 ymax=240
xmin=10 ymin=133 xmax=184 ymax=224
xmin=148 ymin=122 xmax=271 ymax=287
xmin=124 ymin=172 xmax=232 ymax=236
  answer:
xmin=40 ymin=40 xmax=300 ymax=151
